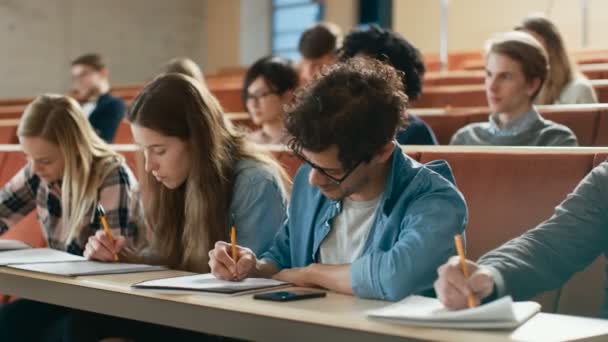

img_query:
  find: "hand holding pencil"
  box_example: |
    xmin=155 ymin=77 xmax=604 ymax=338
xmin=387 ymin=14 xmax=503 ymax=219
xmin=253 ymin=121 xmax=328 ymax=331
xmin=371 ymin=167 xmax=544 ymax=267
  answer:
xmin=83 ymin=205 xmax=126 ymax=262
xmin=433 ymin=235 xmax=496 ymax=310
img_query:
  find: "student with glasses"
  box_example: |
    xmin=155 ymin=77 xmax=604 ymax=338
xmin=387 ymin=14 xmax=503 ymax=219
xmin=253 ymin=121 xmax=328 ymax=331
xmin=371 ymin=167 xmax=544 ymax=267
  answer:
xmin=242 ymin=56 xmax=299 ymax=145
xmin=209 ymin=57 xmax=468 ymax=301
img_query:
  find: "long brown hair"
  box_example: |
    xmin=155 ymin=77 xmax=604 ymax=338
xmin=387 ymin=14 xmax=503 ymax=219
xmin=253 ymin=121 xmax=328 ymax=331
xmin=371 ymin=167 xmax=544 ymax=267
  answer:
xmin=128 ymin=73 xmax=288 ymax=272
xmin=515 ymin=15 xmax=574 ymax=104
xmin=18 ymin=94 xmax=123 ymax=244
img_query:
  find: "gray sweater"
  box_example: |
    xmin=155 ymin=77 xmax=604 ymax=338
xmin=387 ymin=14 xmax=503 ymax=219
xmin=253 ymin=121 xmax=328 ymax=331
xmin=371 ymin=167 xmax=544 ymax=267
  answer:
xmin=479 ymin=162 xmax=608 ymax=318
xmin=450 ymin=108 xmax=578 ymax=146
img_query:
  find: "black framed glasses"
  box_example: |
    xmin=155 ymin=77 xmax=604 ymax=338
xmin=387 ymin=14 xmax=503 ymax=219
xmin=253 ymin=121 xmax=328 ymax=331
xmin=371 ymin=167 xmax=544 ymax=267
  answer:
xmin=291 ymin=149 xmax=362 ymax=185
xmin=246 ymin=90 xmax=277 ymax=102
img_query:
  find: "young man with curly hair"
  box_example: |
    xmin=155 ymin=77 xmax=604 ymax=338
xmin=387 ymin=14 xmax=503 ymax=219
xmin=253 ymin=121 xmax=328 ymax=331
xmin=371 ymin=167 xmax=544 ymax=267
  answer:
xmin=209 ymin=57 xmax=467 ymax=301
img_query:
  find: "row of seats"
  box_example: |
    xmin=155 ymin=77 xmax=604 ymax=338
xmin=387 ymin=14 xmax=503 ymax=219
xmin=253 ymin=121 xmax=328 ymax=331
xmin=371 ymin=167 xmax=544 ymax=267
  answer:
xmin=423 ymin=49 xmax=608 ymax=71
xmin=2 ymin=103 xmax=607 ymax=147
xmin=415 ymin=104 xmax=608 ymax=146
xmin=415 ymin=79 xmax=608 ymax=108
xmin=0 ymin=144 xmax=604 ymax=317
xmin=424 ymin=63 xmax=608 ymax=87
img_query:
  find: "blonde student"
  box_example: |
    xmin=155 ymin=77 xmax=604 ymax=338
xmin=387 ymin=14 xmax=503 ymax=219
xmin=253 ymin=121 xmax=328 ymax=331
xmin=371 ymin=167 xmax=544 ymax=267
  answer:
xmin=0 ymin=94 xmax=141 ymax=341
xmin=68 ymin=73 xmax=289 ymax=341
xmin=515 ymin=14 xmax=598 ymax=105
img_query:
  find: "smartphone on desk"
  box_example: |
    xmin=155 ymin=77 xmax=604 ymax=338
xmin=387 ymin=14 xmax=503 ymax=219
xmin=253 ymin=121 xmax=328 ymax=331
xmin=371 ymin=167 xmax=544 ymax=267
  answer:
xmin=253 ymin=289 xmax=327 ymax=302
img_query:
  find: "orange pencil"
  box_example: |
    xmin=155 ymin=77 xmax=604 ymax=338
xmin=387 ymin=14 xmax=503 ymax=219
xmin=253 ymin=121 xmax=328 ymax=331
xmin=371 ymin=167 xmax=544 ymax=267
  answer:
xmin=230 ymin=225 xmax=238 ymax=263
xmin=454 ymin=234 xmax=475 ymax=308
xmin=97 ymin=205 xmax=119 ymax=262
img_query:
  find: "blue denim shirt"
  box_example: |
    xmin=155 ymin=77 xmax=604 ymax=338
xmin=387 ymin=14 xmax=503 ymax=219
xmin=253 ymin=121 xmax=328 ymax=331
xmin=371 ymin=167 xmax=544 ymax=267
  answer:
xmin=228 ymin=159 xmax=287 ymax=255
xmin=261 ymin=146 xmax=468 ymax=301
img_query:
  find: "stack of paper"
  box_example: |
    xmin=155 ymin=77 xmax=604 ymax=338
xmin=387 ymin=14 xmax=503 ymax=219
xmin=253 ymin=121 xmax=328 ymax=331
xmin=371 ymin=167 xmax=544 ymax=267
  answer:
xmin=0 ymin=247 xmax=166 ymax=276
xmin=0 ymin=239 xmax=31 ymax=251
xmin=0 ymin=248 xmax=85 ymax=265
xmin=367 ymin=295 xmax=540 ymax=329
xmin=132 ymin=273 xmax=289 ymax=295
xmin=10 ymin=260 xmax=166 ymax=276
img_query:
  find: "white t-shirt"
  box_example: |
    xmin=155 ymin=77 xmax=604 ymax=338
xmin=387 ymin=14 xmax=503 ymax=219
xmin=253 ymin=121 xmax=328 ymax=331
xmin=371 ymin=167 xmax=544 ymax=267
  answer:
xmin=319 ymin=195 xmax=382 ymax=264
xmin=81 ymin=101 xmax=97 ymax=118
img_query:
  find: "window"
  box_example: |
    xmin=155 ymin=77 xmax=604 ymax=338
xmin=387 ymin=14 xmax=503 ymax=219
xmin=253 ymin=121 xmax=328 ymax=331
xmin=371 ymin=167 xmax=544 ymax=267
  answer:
xmin=272 ymin=0 xmax=323 ymax=61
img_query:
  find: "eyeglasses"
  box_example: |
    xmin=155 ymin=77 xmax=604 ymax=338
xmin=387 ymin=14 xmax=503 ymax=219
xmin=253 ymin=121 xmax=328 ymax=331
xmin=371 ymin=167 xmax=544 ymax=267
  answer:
xmin=291 ymin=149 xmax=362 ymax=185
xmin=246 ymin=90 xmax=277 ymax=102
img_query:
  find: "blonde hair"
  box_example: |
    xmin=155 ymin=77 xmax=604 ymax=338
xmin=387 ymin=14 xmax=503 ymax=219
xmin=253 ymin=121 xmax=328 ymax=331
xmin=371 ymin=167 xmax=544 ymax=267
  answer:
xmin=128 ymin=73 xmax=289 ymax=272
xmin=515 ymin=14 xmax=576 ymax=104
xmin=162 ymin=57 xmax=205 ymax=86
xmin=18 ymin=94 xmax=124 ymax=244
xmin=485 ymin=31 xmax=549 ymax=101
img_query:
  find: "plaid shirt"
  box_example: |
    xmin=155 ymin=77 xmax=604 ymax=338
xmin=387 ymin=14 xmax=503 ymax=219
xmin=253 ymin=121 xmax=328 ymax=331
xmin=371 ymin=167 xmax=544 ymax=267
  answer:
xmin=0 ymin=162 xmax=142 ymax=255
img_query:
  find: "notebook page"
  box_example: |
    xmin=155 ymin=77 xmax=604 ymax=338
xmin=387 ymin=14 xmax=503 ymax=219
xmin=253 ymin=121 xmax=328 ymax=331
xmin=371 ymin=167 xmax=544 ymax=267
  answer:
xmin=367 ymin=295 xmax=540 ymax=329
xmin=133 ymin=273 xmax=288 ymax=294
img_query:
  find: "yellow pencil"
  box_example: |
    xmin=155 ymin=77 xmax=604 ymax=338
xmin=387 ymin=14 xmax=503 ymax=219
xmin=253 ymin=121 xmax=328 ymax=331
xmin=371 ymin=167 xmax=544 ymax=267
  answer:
xmin=454 ymin=234 xmax=475 ymax=308
xmin=230 ymin=225 xmax=237 ymax=263
xmin=97 ymin=204 xmax=119 ymax=262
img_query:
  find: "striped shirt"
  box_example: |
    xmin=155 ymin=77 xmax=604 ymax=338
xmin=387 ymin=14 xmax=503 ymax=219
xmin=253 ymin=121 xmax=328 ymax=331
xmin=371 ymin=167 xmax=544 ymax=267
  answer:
xmin=0 ymin=162 xmax=142 ymax=255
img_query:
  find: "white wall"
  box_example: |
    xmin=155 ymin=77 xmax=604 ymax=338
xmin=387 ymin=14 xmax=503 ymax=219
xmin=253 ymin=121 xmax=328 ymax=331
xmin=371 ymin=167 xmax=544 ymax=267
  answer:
xmin=0 ymin=0 xmax=206 ymax=98
xmin=393 ymin=0 xmax=608 ymax=54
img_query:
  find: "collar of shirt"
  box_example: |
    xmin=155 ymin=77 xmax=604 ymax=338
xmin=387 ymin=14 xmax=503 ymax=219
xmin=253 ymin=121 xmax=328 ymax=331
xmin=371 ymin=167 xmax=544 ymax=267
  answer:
xmin=488 ymin=107 xmax=542 ymax=137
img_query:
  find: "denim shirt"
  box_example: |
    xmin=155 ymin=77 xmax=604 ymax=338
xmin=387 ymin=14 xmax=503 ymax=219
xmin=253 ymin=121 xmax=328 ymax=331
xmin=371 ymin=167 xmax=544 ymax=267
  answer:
xmin=261 ymin=146 xmax=468 ymax=301
xmin=228 ymin=159 xmax=287 ymax=256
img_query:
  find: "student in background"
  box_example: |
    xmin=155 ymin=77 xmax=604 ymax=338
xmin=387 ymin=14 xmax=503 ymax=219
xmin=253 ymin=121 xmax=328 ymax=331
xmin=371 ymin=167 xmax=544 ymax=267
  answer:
xmin=209 ymin=57 xmax=467 ymax=302
xmin=340 ymin=25 xmax=438 ymax=145
xmin=242 ymin=56 xmax=299 ymax=145
xmin=162 ymin=57 xmax=206 ymax=86
xmin=68 ymin=73 xmax=289 ymax=341
xmin=516 ymin=14 xmax=598 ymax=104
xmin=298 ymin=22 xmax=342 ymax=84
xmin=71 ymin=53 xmax=126 ymax=143
xmin=0 ymin=95 xmax=141 ymax=341
xmin=450 ymin=31 xmax=578 ymax=146
xmin=434 ymin=160 xmax=608 ymax=318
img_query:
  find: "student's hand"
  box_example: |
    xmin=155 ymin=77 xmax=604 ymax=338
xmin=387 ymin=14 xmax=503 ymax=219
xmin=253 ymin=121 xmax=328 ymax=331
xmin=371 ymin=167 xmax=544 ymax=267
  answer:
xmin=272 ymin=266 xmax=318 ymax=288
xmin=84 ymin=229 xmax=126 ymax=262
xmin=434 ymin=256 xmax=495 ymax=309
xmin=208 ymin=241 xmax=256 ymax=281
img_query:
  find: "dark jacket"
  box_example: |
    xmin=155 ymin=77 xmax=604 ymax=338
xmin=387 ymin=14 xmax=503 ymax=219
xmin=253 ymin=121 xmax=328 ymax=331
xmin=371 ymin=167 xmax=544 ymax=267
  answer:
xmin=396 ymin=113 xmax=438 ymax=145
xmin=88 ymin=93 xmax=126 ymax=143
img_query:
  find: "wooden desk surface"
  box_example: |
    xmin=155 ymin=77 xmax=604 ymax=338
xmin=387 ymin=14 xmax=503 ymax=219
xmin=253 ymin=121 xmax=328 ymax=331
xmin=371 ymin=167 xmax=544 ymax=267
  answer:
xmin=1 ymin=268 xmax=608 ymax=341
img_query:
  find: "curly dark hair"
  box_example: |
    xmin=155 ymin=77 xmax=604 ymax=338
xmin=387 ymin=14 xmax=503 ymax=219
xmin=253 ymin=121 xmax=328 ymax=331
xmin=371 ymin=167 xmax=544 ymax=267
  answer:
xmin=241 ymin=56 xmax=299 ymax=108
xmin=340 ymin=25 xmax=425 ymax=100
xmin=285 ymin=57 xmax=408 ymax=169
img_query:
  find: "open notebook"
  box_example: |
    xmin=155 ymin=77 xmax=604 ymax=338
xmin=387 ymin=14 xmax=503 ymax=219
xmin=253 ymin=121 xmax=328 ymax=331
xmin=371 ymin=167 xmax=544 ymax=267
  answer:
xmin=9 ymin=260 xmax=166 ymax=276
xmin=0 ymin=239 xmax=32 ymax=251
xmin=367 ymin=295 xmax=540 ymax=329
xmin=132 ymin=273 xmax=290 ymax=295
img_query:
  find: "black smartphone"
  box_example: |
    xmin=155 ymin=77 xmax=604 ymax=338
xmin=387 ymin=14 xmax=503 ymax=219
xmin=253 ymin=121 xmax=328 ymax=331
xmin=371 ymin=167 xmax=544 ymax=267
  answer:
xmin=253 ymin=289 xmax=327 ymax=302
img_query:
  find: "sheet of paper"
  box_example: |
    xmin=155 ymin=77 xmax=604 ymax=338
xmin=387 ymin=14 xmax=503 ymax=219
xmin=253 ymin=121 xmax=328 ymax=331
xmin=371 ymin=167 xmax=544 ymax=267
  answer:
xmin=133 ymin=273 xmax=289 ymax=294
xmin=0 ymin=248 xmax=85 ymax=265
xmin=9 ymin=260 xmax=167 ymax=276
xmin=0 ymin=239 xmax=31 ymax=251
xmin=367 ymin=295 xmax=541 ymax=329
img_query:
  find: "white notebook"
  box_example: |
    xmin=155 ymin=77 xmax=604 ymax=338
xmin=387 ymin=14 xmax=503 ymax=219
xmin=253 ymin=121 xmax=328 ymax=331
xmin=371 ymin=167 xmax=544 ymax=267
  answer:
xmin=132 ymin=273 xmax=290 ymax=295
xmin=0 ymin=239 xmax=31 ymax=251
xmin=0 ymin=248 xmax=85 ymax=265
xmin=9 ymin=260 xmax=167 ymax=276
xmin=367 ymin=295 xmax=540 ymax=329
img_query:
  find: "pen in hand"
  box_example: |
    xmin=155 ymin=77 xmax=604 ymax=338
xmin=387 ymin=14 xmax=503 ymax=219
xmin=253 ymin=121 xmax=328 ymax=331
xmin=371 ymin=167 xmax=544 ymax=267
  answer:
xmin=97 ymin=204 xmax=119 ymax=262
xmin=454 ymin=234 xmax=475 ymax=308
